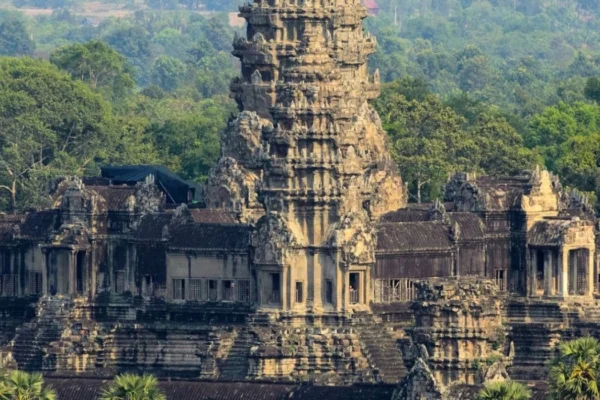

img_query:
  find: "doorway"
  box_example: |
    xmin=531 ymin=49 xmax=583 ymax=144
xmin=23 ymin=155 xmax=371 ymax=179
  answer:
xmin=76 ymin=251 xmax=86 ymax=294
xmin=349 ymin=273 xmax=360 ymax=304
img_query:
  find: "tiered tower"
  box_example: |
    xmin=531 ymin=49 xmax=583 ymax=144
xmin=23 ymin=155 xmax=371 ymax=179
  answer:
xmin=204 ymin=0 xmax=406 ymax=315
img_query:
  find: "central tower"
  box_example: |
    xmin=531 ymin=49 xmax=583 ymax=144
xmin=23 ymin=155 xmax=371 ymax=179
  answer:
xmin=204 ymin=0 xmax=407 ymax=314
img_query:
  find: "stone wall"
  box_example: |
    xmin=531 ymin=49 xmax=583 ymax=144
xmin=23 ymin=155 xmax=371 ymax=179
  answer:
xmin=404 ymin=278 xmax=510 ymax=386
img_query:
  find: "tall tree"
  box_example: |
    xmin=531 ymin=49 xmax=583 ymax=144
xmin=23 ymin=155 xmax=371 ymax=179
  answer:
xmin=374 ymin=81 xmax=476 ymax=203
xmin=585 ymin=77 xmax=600 ymax=104
xmin=50 ymin=40 xmax=136 ymax=103
xmin=0 ymin=18 xmax=34 ymax=57
xmin=0 ymin=57 xmax=112 ymax=212
xmin=151 ymin=55 xmax=187 ymax=92
xmin=471 ymin=113 xmax=539 ymax=176
xmin=101 ymin=374 xmax=165 ymax=400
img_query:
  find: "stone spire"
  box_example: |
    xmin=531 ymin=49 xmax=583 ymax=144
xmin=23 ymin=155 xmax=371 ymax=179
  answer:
xmin=204 ymin=0 xmax=407 ymax=314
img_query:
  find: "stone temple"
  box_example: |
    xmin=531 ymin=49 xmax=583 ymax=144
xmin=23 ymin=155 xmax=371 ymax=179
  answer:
xmin=0 ymin=0 xmax=599 ymax=398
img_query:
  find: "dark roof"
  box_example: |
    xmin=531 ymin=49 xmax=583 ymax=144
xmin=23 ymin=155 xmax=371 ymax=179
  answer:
xmin=170 ymin=223 xmax=251 ymax=250
xmin=189 ymin=208 xmax=237 ymax=224
xmin=528 ymin=219 xmax=570 ymax=246
xmin=448 ymin=213 xmax=486 ymax=241
xmin=135 ymin=212 xmax=174 ymax=240
xmin=379 ymin=208 xmax=429 ymax=223
xmin=376 ymin=222 xmax=452 ymax=253
xmin=88 ymin=186 xmax=137 ymax=211
xmin=0 ymin=221 xmax=16 ymax=242
xmin=18 ymin=211 xmax=57 ymax=241
xmin=43 ymin=379 xmax=395 ymax=400
xmin=102 ymin=165 xmax=193 ymax=205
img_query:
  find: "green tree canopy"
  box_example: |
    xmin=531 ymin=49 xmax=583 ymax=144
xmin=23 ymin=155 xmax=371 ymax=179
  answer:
xmin=373 ymin=79 xmax=534 ymax=203
xmin=151 ymin=55 xmax=187 ymax=92
xmin=585 ymin=77 xmax=600 ymax=104
xmin=0 ymin=17 xmax=34 ymax=57
xmin=0 ymin=57 xmax=112 ymax=212
xmin=50 ymin=40 xmax=136 ymax=103
xmin=137 ymin=96 xmax=236 ymax=182
xmin=527 ymin=102 xmax=600 ymax=170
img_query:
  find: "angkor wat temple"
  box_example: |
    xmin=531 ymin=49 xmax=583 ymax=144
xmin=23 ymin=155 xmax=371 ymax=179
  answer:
xmin=0 ymin=0 xmax=599 ymax=398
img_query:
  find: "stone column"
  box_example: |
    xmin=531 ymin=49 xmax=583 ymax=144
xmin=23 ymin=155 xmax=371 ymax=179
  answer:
xmin=544 ymin=250 xmax=553 ymax=297
xmin=256 ymin=270 xmax=263 ymax=307
xmin=560 ymin=249 xmax=569 ymax=298
xmin=282 ymin=265 xmax=289 ymax=311
xmin=365 ymin=264 xmax=372 ymax=305
xmin=588 ymin=247 xmax=595 ymax=298
xmin=529 ymin=249 xmax=537 ymax=297
xmin=69 ymin=250 xmax=76 ymax=295
xmin=571 ymin=250 xmax=578 ymax=296
xmin=89 ymin=242 xmax=96 ymax=298
xmin=41 ymin=248 xmax=48 ymax=295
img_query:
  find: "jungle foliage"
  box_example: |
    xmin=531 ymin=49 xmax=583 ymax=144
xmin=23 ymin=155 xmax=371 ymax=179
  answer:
xmin=0 ymin=0 xmax=600 ymax=210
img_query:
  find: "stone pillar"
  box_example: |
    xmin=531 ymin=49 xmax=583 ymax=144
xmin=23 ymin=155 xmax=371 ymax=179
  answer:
xmin=560 ymin=249 xmax=569 ymax=298
xmin=544 ymin=250 xmax=553 ymax=297
xmin=365 ymin=264 xmax=372 ymax=305
xmin=588 ymin=247 xmax=595 ymax=298
xmin=282 ymin=265 xmax=289 ymax=311
xmin=41 ymin=248 xmax=48 ymax=295
xmin=69 ymin=250 xmax=76 ymax=295
xmin=89 ymin=242 xmax=96 ymax=298
xmin=571 ymin=250 xmax=578 ymax=296
xmin=529 ymin=249 xmax=537 ymax=297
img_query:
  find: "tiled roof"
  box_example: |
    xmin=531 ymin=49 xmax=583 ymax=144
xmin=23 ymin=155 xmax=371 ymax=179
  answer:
xmin=18 ymin=211 xmax=57 ymax=240
xmin=379 ymin=208 xmax=429 ymax=223
xmin=0 ymin=221 xmax=16 ymax=242
xmin=189 ymin=208 xmax=237 ymax=224
xmin=528 ymin=219 xmax=570 ymax=246
xmin=376 ymin=222 xmax=452 ymax=253
xmin=170 ymin=223 xmax=251 ymax=250
xmin=448 ymin=213 xmax=486 ymax=241
xmin=43 ymin=379 xmax=395 ymax=400
xmin=134 ymin=212 xmax=174 ymax=240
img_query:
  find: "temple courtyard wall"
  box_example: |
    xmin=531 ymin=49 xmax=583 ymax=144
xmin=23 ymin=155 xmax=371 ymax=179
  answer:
xmin=1 ymin=281 xmax=600 ymax=397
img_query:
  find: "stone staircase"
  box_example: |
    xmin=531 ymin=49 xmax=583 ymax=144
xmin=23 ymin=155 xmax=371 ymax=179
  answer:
xmin=218 ymin=328 xmax=252 ymax=380
xmin=13 ymin=296 xmax=73 ymax=371
xmin=506 ymin=300 xmax=566 ymax=324
xmin=355 ymin=315 xmax=407 ymax=384
xmin=506 ymin=300 xmax=569 ymax=381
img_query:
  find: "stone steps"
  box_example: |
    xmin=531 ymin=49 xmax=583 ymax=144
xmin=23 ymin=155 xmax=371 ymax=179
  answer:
xmin=218 ymin=329 xmax=252 ymax=380
xmin=13 ymin=297 xmax=73 ymax=371
xmin=356 ymin=317 xmax=407 ymax=384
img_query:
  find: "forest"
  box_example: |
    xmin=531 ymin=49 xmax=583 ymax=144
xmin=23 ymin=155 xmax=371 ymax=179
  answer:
xmin=0 ymin=0 xmax=599 ymax=211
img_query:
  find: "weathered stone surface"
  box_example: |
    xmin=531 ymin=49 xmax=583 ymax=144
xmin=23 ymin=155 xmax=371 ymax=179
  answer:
xmin=405 ymin=278 xmax=510 ymax=386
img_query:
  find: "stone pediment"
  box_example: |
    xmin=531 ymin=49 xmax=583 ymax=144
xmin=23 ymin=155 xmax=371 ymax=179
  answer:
xmin=252 ymin=214 xmax=306 ymax=266
xmin=327 ymin=211 xmax=376 ymax=266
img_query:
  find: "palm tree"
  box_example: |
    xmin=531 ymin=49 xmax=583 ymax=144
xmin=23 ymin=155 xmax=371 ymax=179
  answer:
xmin=0 ymin=380 xmax=13 ymax=400
xmin=0 ymin=371 xmax=56 ymax=400
xmin=101 ymin=374 xmax=165 ymax=400
xmin=477 ymin=380 xmax=531 ymax=400
xmin=548 ymin=337 xmax=600 ymax=400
